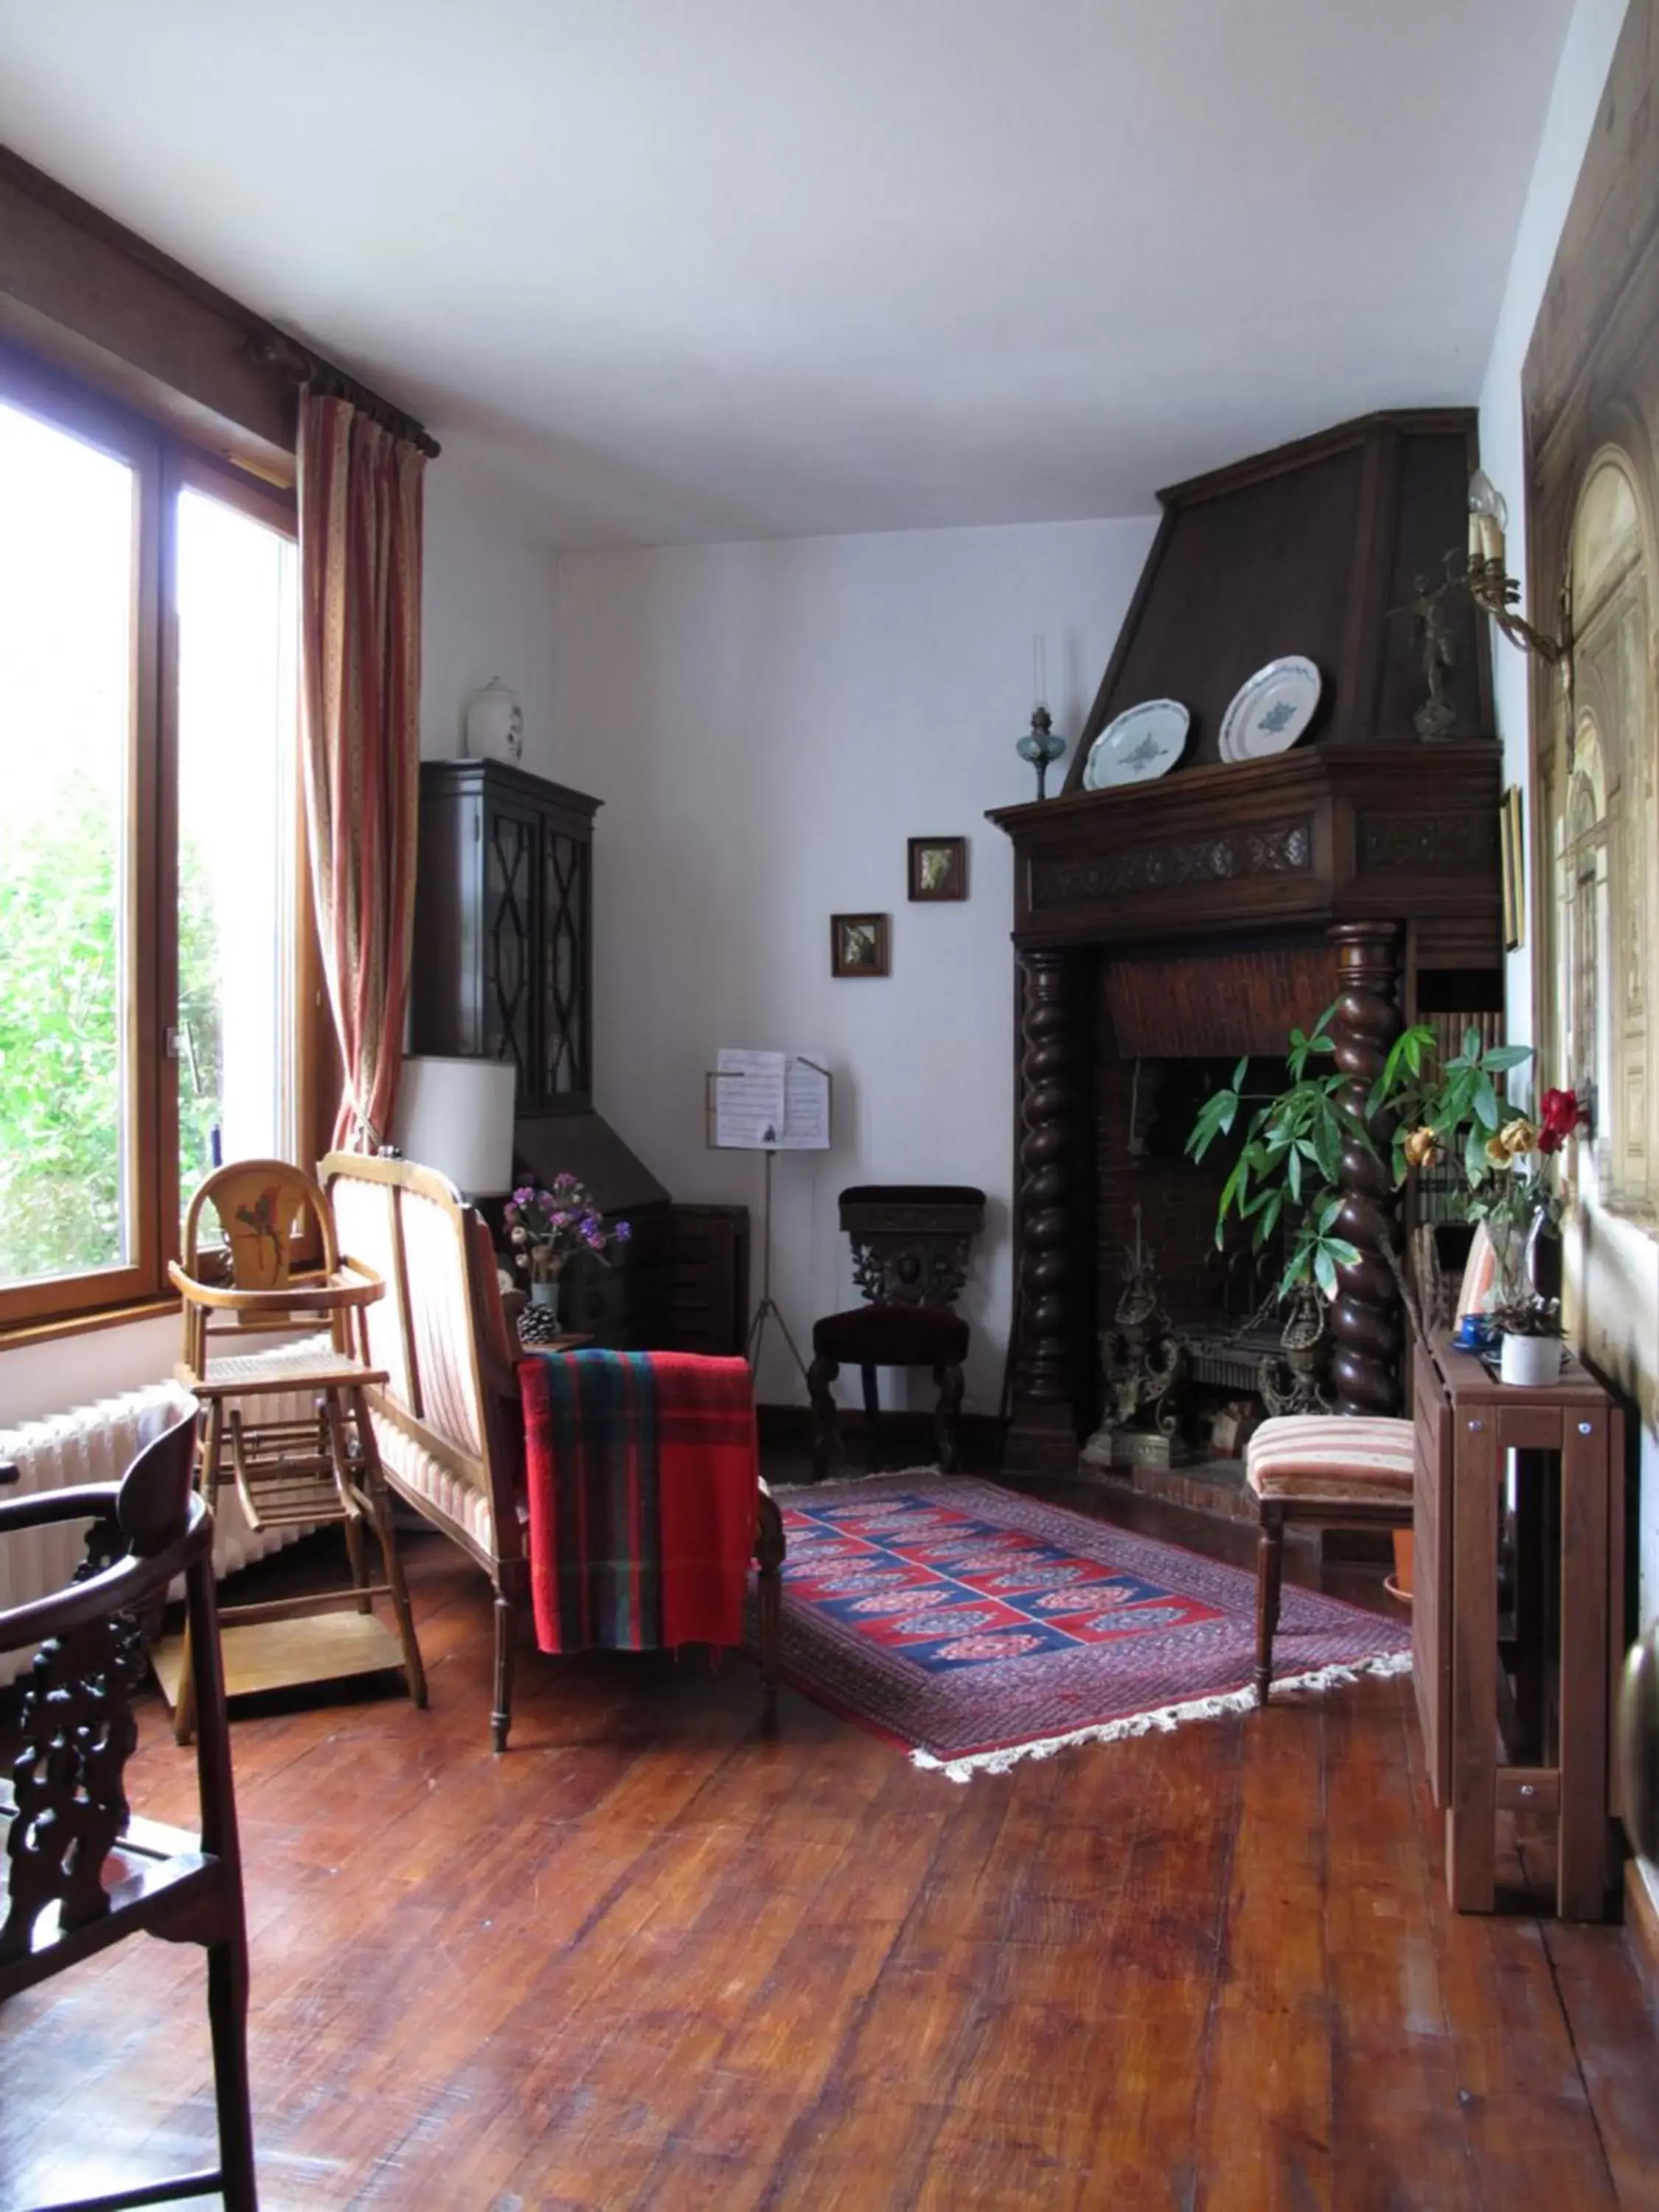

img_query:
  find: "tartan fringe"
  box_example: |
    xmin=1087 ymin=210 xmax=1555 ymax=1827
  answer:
xmin=908 ymin=1649 xmax=1415 ymax=1784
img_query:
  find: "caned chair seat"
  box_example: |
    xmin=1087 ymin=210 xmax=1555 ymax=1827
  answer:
xmin=1245 ymin=1414 xmax=1416 ymax=1504
xmin=1248 ymin=1413 xmax=1415 ymax=1705
xmin=184 ymin=1337 xmax=388 ymax=1397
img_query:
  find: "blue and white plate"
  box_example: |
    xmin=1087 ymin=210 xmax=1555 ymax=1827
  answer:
xmin=1218 ymin=656 xmax=1321 ymax=762
xmin=1082 ymin=699 xmax=1189 ymax=790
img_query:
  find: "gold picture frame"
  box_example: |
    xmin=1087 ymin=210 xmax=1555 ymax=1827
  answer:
xmin=1499 ymin=785 xmax=1525 ymax=953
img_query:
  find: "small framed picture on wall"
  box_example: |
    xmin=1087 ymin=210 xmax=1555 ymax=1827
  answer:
xmin=908 ymin=836 xmax=967 ymax=902
xmin=831 ymin=913 xmax=890 ymax=978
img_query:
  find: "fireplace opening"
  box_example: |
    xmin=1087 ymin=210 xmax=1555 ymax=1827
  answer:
xmin=1089 ymin=1051 xmax=1312 ymax=1498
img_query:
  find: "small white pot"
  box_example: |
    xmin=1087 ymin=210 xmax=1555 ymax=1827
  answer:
xmin=1499 ymin=1332 xmax=1563 ymax=1387
xmin=465 ymin=676 xmax=524 ymax=765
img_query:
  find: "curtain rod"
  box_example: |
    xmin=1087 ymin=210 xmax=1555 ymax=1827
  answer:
xmin=248 ymin=330 xmax=442 ymax=459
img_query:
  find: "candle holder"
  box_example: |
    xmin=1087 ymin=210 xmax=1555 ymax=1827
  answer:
xmin=1394 ymin=473 xmax=1569 ymax=736
xmin=1466 ymin=552 xmax=1567 ymax=666
xmin=1016 ymin=706 xmax=1067 ymax=799
xmin=1464 ymin=467 xmax=1568 ymax=667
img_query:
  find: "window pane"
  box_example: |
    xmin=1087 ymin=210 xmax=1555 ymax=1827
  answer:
xmin=175 ymin=487 xmax=298 ymax=1212
xmin=0 ymin=400 xmax=137 ymax=1289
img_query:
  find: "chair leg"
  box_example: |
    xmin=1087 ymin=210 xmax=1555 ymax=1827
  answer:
xmin=492 ymin=1594 xmax=517 ymax=1754
xmin=340 ymin=1492 xmax=372 ymax=1618
xmin=173 ymin=1399 xmax=224 ymax=1747
xmin=206 ymin=1935 xmax=258 ymax=2212
xmin=350 ymin=1389 xmax=428 ymax=1711
xmin=1256 ymin=1503 xmax=1285 ymax=1705
xmin=860 ymin=1364 xmax=880 ymax=1473
xmin=756 ymin=1491 xmax=785 ymax=1733
xmin=933 ymin=1361 xmax=964 ymax=1474
xmin=806 ymin=1354 xmax=841 ymax=1481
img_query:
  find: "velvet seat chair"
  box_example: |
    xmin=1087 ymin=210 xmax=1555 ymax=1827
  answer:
xmin=807 ymin=1186 xmax=985 ymax=1479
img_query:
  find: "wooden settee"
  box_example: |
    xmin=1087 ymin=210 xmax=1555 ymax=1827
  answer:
xmin=319 ymin=1152 xmax=783 ymax=1751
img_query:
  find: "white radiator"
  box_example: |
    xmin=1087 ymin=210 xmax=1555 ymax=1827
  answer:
xmin=0 ymin=1380 xmax=316 ymax=1688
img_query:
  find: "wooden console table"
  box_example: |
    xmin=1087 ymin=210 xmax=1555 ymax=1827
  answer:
xmin=1413 ymin=1332 xmax=1625 ymax=1920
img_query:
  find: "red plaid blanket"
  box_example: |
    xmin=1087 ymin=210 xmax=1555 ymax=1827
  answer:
xmin=518 ymin=1349 xmax=759 ymax=1655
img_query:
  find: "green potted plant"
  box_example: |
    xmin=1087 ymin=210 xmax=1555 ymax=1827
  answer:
xmin=1187 ymin=1013 xmax=1547 ymax=1599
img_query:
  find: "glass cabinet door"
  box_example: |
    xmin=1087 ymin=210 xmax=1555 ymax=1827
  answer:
xmin=482 ymin=800 xmax=538 ymax=1091
xmin=540 ymin=819 xmax=591 ymax=1105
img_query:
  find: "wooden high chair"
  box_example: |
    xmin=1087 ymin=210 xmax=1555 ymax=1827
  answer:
xmin=165 ymin=1159 xmax=428 ymax=1741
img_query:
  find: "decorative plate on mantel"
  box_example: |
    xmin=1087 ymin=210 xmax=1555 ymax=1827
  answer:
xmin=1081 ymin=699 xmax=1190 ymax=790
xmin=1218 ymin=656 xmax=1321 ymax=762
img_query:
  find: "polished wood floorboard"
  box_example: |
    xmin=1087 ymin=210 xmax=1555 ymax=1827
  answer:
xmin=3 ymin=1472 xmax=1656 ymax=2211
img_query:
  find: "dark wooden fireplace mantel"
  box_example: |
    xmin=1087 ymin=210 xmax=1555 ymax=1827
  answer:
xmin=988 ymin=740 xmax=1501 ymax=955
xmin=989 ymin=409 xmax=1505 ymax=1475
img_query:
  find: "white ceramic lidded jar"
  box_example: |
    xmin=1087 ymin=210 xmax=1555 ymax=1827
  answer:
xmin=465 ymin=678 xmax=524 ymax=765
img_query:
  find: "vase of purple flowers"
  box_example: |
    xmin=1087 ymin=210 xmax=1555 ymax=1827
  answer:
xmin=503 ymin=1175 xmax=630 ymax=1320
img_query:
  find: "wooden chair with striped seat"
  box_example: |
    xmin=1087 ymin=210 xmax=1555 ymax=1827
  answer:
xmin=1246 ymin=1413 xmax=1416 ymax=1703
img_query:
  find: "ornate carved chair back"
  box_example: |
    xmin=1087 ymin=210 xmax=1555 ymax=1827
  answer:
xmin=0 ymin=1408 xmax=258 ymax=2205
xmin=838 ymin=1186 xmax=987 ymax=1307
xmin=1 ymin=1409 xmax=206 ymax=1964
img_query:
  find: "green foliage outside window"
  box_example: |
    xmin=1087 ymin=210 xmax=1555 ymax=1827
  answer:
xmin=0 ymin=768 xmax=220 ymax=1287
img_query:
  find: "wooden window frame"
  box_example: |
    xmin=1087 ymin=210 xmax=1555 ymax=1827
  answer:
xmin=0 ymin=345 xmax=321 ymax=1334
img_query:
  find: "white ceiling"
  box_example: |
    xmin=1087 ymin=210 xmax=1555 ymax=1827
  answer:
xmin=0 ymin=0 xmax=1572 ymax=548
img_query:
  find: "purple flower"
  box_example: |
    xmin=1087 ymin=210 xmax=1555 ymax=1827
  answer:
xmin=614 ymin=1220 xmax=631 ymax=1242
xmin=512 ymin=1186 xmax=535 ymax=1208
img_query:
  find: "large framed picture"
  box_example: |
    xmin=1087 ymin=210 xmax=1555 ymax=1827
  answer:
xmin=908 ymin=835 xmax=967 ymax=902
xmin=830 ymin=913 xmax=890 ymax=978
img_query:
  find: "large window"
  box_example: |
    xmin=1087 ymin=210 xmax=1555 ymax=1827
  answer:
xmin=0 ymin=361 xmax=300 ymax=1327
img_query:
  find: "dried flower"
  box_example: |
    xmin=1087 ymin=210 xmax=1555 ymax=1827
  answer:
xmin=504 ymin=1175 xmax=628 ymax=1271
xmin=1498 ymin=1116 xmax=1540 ymax=1158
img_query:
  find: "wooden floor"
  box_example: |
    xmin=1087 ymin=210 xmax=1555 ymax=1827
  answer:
xmin=3 ymin=1472 xmax=1656 ymax=2211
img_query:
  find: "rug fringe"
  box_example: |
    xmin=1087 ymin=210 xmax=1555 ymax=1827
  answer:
xmin=770 ymin=1466 xmax=940 ymax=1496
xmin=908 ymin=1649 xmax=1414 ymax=1783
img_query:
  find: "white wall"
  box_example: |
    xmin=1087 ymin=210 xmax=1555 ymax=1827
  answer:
xmin=549 ymin=518 xmax=1158 ymax=1411
xmin=1478 ymin=0 xmax=1659 ymax=1907
xmin=0 ymin=447 xmax=563 ymax=1434
xmin=420 ymin=444 xmax=561 ymax=763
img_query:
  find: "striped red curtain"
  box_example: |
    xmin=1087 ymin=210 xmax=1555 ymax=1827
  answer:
xmin=296 ymin=392 xmax=425 ymax=1152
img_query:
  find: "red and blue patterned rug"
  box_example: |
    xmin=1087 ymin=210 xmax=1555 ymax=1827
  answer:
xmin=769 ymin=1475 xmax=1411 ymax=1779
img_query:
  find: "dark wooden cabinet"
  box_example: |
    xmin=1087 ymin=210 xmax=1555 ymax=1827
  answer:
xmin=411 ymin=758 xmax=597 ymax=1114
xmin=411 ymin=761 xmax=753 ymax=1358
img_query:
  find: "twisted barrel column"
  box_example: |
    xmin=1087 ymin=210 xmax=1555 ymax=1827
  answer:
xmin=1008 ymin=948 xmax=1084 ymax=1471
xmin=1328 ymin=922 xmax=1403 ymax=1416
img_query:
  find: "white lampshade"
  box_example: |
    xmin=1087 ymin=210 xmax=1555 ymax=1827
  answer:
xmin=394 ymin=1057 xmax=517 ymax=1197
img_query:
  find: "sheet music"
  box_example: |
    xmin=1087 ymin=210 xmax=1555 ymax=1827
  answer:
xmin=712 ymin=1048 xmax=832 ymax=1149
xmin=714 ymin=1048 xmax=787 ymax=1148
xmin=776 ymin=1054 xmax=832 ymax=1150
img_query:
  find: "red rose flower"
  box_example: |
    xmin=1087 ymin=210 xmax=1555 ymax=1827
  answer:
xmin=1537 ymin=1088 xmax=1587 ymax=1155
